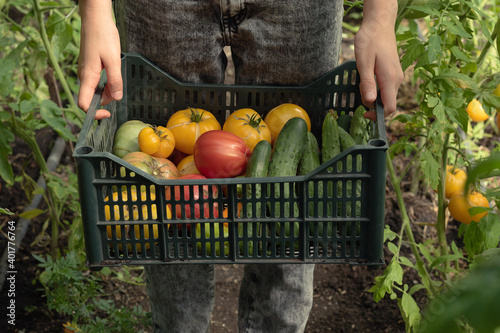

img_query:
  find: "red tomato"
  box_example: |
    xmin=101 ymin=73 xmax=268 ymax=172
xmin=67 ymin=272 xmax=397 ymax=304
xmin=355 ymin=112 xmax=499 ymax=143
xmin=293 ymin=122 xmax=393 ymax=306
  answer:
xmin=193 ymin=130 xmax=251 ymax=178
xmin=165 ymin=174 xmax=220 ymax=225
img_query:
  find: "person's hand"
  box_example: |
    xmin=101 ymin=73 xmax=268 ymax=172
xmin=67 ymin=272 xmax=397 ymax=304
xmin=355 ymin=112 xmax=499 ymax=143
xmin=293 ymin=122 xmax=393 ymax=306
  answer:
xmin=77 ymin=0 xmax=122 ymax=120
xmin=354 ymin=1 xmax=404 ymax=121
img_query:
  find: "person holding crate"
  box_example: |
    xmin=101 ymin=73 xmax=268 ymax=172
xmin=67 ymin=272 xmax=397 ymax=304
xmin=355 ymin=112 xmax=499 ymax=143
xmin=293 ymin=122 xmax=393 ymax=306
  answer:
xmin=77 ymin=1 xmax=403 ymax=332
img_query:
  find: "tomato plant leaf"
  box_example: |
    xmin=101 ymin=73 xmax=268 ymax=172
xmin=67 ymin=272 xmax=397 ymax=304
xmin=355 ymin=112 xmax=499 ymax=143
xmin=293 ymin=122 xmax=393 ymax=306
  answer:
xmin=0 ymin=122 xmax=14 ymax=185
xmin=419 ymin=151 xmax=439 ymax=190
xmin=399 ymin=291 xmax=422 ymax=332
xmin=368 ymin=257 xmax=403 ymax=302
xmin=40 ymin=100 xmax=77 ymax=142
xmin=427 ymin=34 xmax=442 ymax=64
xmin=18 ymin=208 xmax=45 ymax=220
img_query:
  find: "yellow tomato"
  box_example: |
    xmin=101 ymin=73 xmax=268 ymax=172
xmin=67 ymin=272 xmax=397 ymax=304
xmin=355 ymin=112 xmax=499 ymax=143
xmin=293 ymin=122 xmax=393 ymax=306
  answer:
xmin=138 ymin=125 xmax=176 ymax=158
xmin=466 ymin=99 xmax=489 ymax=122
xmin=176 ymin=154 xmax=200 ymax=175
xmin=104 ymin=187 xmax=171 ymax=252
xmin=448 ymin=192 xmax=489 ymax=224
xmin=445 ymin=165 xmax=467 ymax=199
xmin=166 ymin=107 xmax=221 ymax=154
xmin=264 ymin=103 xmax=311 ymax=144
xmin=223 ymin=108 xmax=271 ymax=151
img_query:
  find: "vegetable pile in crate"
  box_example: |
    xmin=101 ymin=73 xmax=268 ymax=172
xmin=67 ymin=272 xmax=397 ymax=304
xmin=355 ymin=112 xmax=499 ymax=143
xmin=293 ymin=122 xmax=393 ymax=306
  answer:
xmin=74 ymin=53 xmax=388 ymax=270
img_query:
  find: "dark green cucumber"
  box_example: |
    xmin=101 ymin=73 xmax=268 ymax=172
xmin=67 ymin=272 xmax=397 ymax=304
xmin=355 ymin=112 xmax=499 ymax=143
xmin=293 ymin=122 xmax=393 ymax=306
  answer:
xmin=338 ymin=126 xmax=356 ymax=151
xmin=349 ymin=105 xmax=370 ymax=145
xmin=321 ymin=112 xmax=341 ymax=164
xmin=337 ymin=113 xmax=352 ymax=133
xmin=299 ymin=131 xmax=320 ymax=176
xmin=246 ymin=140 xmax=272 ymax=178
xmin=268 ymin=117 xmax=308 ymax=245
xmin=242 ymin=140 xmax=272 ymax=256
xmin=268 ymin=117 xmax=308 ymax=177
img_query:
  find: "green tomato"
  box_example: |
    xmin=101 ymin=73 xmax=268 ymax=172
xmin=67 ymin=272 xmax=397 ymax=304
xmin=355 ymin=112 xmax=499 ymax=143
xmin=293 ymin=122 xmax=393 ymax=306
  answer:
xmin=112 ymin=120 xmax=149 ymax=158
xmin=196 ymin=223 xmax=229 ymax=256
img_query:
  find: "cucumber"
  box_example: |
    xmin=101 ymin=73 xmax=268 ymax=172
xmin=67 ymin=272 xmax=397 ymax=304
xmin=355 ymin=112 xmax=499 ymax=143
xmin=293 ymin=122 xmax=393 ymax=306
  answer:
xmin=268 ymin=117 xmax=308 ymax=245
xmin=321 ymin=112 xmax=341 ymax=164
xmin=349 ymin=105 xmax=370 ymax=145
xmin=268 ymin=117 xmax=308 ymax=177
xmin=337 ymin=113 xmax=352 ymax=133
xmin=338 ymin=126 xmax=357 ymax=151
xmin=299 ymin=131 xmax=320 ymax=176
xmin=242 ymin=140 xmax=271 ymax=256
xmin=246 ymin=140 xmax=272 ymax=178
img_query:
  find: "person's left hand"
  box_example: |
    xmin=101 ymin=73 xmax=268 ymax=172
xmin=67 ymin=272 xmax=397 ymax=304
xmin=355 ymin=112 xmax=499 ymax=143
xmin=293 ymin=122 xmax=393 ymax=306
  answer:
xmin=354 ymin=4 xmax=404 ymax=121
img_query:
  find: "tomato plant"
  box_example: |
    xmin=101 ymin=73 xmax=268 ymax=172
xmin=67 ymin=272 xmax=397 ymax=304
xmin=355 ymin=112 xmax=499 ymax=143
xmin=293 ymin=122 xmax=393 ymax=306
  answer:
xmin=193 ymin=130 xmax=251 ymax=178
xmin=223 ymin=108 xmax=271 ymax=151
xmin=122 ymin=151 xmax=180 ymax=180
xmin=264 ymin=103 xmax=311 ymax=144
xmin=166 ymin=107 xmax=221 ymax=154
xmin=138 ymin=125 xmax=175 ymax=158
xmin=448 ymin=192 xmax=489 ymax=225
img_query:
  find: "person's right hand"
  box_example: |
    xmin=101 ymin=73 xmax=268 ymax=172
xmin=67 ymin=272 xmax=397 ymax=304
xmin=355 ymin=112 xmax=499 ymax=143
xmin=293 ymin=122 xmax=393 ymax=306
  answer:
xmin=77 ymin=0 xmax=122 ymax=120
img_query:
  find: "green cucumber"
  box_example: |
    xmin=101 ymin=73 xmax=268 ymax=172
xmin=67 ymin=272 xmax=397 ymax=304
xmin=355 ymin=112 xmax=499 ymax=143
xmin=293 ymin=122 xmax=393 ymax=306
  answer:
xmin=268 ymin=117 xmax=308 ymax=177
xmin=338 ymin=126 xmax=356 ymax=151
xmin=242 ymin=140 xmax=272 ymax=256
xmin=349 ymin=105 xmax=370 ymax=145
xmin=337 ymin=113 xmax=352 ymax=133
xmin=299 ymin=131 xmax=320 ymax=176
xmin=246 ymin=140 xmax=272 ymax=178
xmin=321 ymin=112 xmax=341 ymax=164
xmin=268 ymin=117 xmax=308 ymax=245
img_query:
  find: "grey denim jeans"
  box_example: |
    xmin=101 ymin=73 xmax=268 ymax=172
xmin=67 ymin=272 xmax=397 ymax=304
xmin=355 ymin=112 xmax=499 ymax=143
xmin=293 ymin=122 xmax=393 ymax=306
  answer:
xmin=114 ymin=1 xmax=343 ymax=332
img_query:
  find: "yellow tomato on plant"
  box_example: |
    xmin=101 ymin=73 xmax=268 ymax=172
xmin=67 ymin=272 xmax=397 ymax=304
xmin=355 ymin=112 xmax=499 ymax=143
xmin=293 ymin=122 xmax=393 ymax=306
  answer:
xmin=166 ymin=107 xmax=221 ymax=154
xmin=466 ymin=99 xmax=489 ymax=122
xmin=223 ymin=108 xmax=271 ymax=151
xmin=138 ymin=125 xmax=176 ymax=158
xmin=448 ymin=192 xmax=489 ymax=224
xmin=445 ymin=165 xmax=467 ymax=199
xmin=264 ymin=103 xmax=311 ymax=144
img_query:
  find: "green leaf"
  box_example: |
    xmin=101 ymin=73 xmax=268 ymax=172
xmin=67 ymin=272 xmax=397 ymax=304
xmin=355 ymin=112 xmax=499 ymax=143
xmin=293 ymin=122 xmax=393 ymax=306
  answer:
xmin=427 ymin=34 xmax=442 ymax=64
xmin=419 ymin=151 xmax=439 ymax=190
xmin=18 ymin=208 xmax=45 ymax=220
xmin=0 ymin=207 xmax=14 ymax=215
xmin=465 ymin=153 xmax=500 ymax=194
xmin=40 ymin=100 xmax=77 ymax=142
xmin=450 ymin=46 xmax=469 ymax=62
xmin=0 ymin=122 xmax=14 ymax=184
xmin=368 ymin=257 xmax=404 ymax=302
xmin=400 ymin=291 xmax=422 ymax=331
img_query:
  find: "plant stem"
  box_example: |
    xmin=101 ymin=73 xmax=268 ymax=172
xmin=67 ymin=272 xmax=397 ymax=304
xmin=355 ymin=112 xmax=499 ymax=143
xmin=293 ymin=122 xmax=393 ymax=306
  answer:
xmin=387 ymin=155 xmax=438 ymax=297
xmin=32 ymin=0 xmax=83 ymax=123
xmin=472 ymin=18 xmax=500 ymax=79
xmin=436 ymin=134 xmax=450 ymax=274
xmin=8 ymin=118 xmax=61 ymax=256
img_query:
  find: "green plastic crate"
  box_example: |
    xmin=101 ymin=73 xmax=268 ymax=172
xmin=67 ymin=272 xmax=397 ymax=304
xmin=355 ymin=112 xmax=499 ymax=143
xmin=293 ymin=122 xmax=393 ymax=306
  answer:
xmin=73 ymin=53 xmax=388 ymax=270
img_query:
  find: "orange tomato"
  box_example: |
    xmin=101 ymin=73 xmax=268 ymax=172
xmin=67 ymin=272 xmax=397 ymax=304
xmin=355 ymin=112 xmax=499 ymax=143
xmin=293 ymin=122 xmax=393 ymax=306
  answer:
xmin=176 ymin=154 xmax=200 ymax=175
xmin=466 ymin=99 xmax=489 ymax=122
xmin=223 ymin=108 xmax=271 ymax=151
xmin=448 ymin=192 xmax=489 ymax=224
xmin=167 ymin=107 xmax=221 ymax=154
xmin=264 ymin=103 xmax=311 ymax=144
xmin=444 ymin=165 xmax=467 ymax=199
xmin=138 ymin=125 xmax=176 ymax=158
